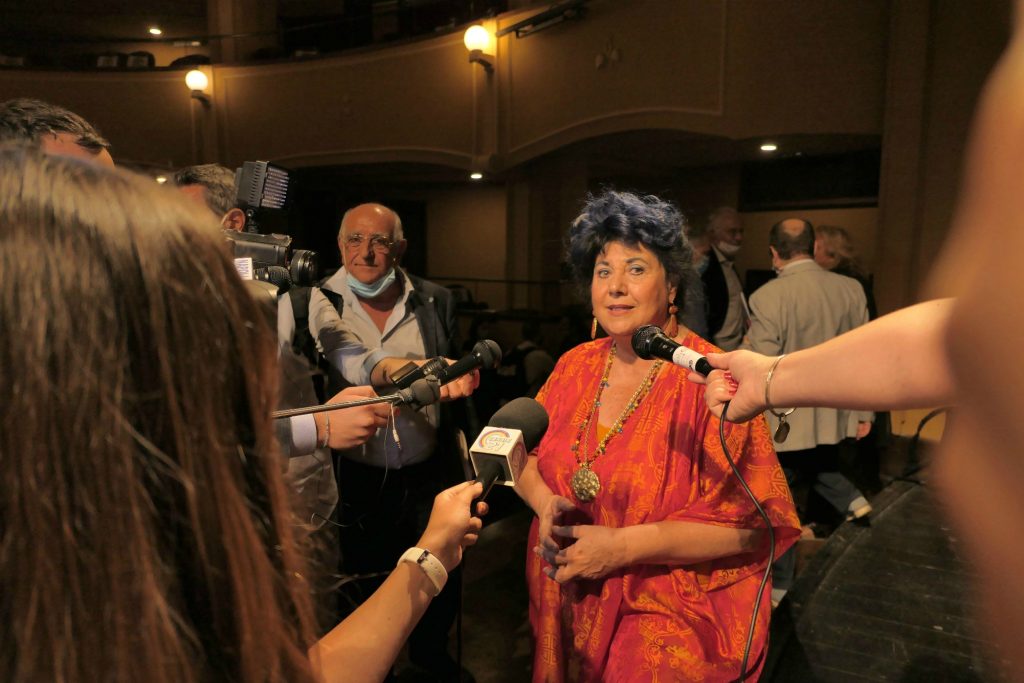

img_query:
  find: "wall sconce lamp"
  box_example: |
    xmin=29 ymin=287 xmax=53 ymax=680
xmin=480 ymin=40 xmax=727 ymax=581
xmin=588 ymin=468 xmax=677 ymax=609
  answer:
xmin=464 ymin=25 xmax=495 ymax=72
xmin=185 ymin=69 xmax=210 ymax=105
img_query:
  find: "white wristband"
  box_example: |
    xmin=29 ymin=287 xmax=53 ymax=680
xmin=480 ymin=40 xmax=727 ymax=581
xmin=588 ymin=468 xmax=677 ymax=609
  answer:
xmin=397 ymin=547 xmax=448 ymax=597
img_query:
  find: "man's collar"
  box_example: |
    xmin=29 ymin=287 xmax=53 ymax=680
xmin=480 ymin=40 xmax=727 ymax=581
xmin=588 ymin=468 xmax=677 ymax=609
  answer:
xmin=778 ymin=256 xmax=818 ymax=274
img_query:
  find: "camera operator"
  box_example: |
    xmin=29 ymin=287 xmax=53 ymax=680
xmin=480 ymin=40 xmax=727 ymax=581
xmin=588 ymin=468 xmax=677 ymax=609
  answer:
xmin=174 ymin=164 xmax=389 ymax=459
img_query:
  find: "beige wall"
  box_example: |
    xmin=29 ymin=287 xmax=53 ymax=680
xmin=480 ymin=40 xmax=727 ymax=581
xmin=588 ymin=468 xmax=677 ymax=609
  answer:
xmin=424 ymin=185 xmax=508 ymax=309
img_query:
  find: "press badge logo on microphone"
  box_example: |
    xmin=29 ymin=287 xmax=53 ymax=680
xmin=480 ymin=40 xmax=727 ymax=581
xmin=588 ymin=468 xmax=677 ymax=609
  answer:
xmin=470 ymin=427 xmax=528 ymax=487
xmin=479 ymin=429 xmax=513 ymax=450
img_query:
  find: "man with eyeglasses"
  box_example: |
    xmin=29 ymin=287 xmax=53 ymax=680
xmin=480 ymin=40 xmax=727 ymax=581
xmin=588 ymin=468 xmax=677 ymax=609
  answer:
xmin=317 ymin=202 xmax=477 ymax=682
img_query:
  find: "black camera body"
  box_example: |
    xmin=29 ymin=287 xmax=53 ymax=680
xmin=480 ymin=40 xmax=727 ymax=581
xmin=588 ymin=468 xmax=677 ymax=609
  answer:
xmin=226 ymin=161 xmax=319 ymax=288
xmin=225 ymin=230 xmax=319 ymax=289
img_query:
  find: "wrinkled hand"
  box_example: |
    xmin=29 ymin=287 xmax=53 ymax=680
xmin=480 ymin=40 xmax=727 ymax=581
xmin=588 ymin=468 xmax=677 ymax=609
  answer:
xmin=439 ymin=364 xmax=479 ymax=401
xmin=319 ymin=385 xmax=390 ymax=449
xmin=536 ymin=494 xmax=576 ymax=550
xmin=856 ymin=421 xmax=872 ymax=440
xmin=418 ymin=481 xmax=488 ymax=572
xmin=687 ymin=350 xmax=775 ymax=423
xmin=536 ymin=524 xmax=624 ymax=583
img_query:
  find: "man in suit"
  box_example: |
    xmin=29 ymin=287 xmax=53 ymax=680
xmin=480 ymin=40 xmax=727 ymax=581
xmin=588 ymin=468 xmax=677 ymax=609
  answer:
xmin=702 ymin=207 xmax=747 ymax=349
xmin=743 ymin=218 xmax=873 ymax=605
xmin=318 ymin=202 xmax=474 ymax=682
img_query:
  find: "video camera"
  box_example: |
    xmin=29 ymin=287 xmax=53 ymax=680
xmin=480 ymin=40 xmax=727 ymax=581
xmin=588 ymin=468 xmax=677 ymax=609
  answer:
xmin=225 ymin=161 xmax=319 ymax=289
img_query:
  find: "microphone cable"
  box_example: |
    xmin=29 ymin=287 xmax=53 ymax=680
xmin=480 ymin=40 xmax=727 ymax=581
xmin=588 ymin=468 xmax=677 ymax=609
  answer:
xmin=718 ymin=399 xmax=776 ymax=682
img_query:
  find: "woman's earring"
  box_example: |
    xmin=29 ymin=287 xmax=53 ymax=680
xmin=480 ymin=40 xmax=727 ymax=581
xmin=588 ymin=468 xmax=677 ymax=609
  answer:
xmin=665 ymin=304 xmax=679 ymax=337
xmin=591 ymin=316 xmax=599 ymax=340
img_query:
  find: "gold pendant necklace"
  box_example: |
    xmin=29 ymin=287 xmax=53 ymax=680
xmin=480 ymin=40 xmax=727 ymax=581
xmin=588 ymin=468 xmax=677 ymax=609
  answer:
xmin=569 ymin=344 xmax=663 ymax=503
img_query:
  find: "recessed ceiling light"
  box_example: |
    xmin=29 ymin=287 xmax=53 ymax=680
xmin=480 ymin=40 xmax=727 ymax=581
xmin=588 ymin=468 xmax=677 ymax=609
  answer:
xmin=155 ymin=175 xmax=168 ymax=184
xmin=760 ymin=143 xmax=778 ymax=152
xmin=148 ymin=27 xmax=163 ymax=36
xmin=469 ymin=172 xmax=483 ymax=180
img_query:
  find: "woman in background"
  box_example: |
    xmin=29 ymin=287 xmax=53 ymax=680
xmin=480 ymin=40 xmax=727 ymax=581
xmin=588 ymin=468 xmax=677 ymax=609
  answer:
xmin=515 ymin=190 xmax=799 ymax=682
xmin=814 ymin=224 xmax=877 ymax=320
xmin=0 ymin=146 xmax=483 ymax=683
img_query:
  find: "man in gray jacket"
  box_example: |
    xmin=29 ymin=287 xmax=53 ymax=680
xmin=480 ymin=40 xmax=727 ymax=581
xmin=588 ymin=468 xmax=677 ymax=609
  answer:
xmin=744 ymin=218 xmax=873 ymax=605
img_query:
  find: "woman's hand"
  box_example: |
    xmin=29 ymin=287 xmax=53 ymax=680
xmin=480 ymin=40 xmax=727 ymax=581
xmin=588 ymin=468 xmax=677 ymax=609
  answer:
xmin=688 ymin=350 xmax=775 ymax=422
xmin=417 ymin=481 xmax=488 ymax=572
xmin=536 ymin=494 xmax=576 ymax=551
xmin=536 ymin=524 xmax=626 ymax=583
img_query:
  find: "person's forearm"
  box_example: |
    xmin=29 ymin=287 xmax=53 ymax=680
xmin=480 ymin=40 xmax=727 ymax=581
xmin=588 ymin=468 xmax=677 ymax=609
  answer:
xmin=515 ymin=456 xmax=554 ymax=515
xmin=769 ymin=299 xmax=956 ymax=411
xmin=311 ymin=563 xmax=434 ymax=683
xmin=616 ymin=520 xmax=763 ymax=567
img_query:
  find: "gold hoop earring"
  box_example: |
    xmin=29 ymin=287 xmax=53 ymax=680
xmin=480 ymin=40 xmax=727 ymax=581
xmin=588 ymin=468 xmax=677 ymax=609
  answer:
xmin=665 ymin=304 xmax=679 ymax=337
xmin=591 ymin=317 xmax=600 ymax=340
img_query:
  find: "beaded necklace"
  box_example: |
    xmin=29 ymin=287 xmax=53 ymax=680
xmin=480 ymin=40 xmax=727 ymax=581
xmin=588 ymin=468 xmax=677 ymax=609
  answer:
xmin=569 ymin=343 xmax=664 ymax=502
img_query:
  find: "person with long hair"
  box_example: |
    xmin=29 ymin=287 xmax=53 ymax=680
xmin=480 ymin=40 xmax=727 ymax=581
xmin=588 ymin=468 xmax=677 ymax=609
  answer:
xmin=0 ymin=145 xmax=484 ymax=683
xmin=514 ymin=190 xmax=800 ymax=682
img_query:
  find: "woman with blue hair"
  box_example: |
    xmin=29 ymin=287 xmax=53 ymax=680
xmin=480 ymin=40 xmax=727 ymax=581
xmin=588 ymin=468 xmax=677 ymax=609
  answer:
xmin=515 ymin=190 xmax=799 ymax=681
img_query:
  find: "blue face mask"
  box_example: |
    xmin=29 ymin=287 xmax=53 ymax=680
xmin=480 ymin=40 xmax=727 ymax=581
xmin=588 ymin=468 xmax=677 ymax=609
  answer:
xmin=346 ymin=267 xmax=397 ymax=298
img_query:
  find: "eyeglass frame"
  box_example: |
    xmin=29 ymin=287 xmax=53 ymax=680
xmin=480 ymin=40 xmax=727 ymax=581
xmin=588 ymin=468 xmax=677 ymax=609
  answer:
xmin=342 ymin=232 xmax=397 ymax=253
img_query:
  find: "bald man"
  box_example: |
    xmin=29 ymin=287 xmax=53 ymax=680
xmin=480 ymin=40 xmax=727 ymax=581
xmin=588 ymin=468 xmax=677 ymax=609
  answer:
xmin=0 ymin=98 xmax=114 ymax=167
xmin=318 ymin=202 xmax=474 ymax=681
xmin=743 ymin=217 xmax=873 ymax=604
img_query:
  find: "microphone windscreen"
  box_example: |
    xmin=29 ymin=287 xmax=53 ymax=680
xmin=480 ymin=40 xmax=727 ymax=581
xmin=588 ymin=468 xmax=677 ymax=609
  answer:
xmin=631 ymin=325 xmax=661 ymax=360
xmin=406 ymin=377 xmax=441 ymax=406
xmin=488 ymin=397 xmax=549 ymax=451
xmin=474 ymin=339 xmax=502 ymax=368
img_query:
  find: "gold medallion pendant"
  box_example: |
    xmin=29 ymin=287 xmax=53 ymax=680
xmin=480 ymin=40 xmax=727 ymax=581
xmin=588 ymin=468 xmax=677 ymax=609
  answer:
xmin=571 ymin=465 xmax=601 ymax=502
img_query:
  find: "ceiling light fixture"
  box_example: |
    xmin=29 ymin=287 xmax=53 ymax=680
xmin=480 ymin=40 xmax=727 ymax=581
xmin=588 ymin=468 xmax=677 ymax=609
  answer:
xmin=148 ymin=27 xmax=163 ymax=36
xmin=760 ymin=143 xmax=778 ymax=152
xmin=155 ymin=175 xmax=168 ymax=184
xmin=469 ymin=172 xmax=484 ymax=181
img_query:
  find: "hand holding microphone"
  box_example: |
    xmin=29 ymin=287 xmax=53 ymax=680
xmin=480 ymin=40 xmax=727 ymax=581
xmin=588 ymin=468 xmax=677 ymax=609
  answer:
xmin=416 ymin=480 xmax=488 ymax=574
xmin=632 ymin=325 xmax=769 ymax=422
xmin=692 ymin=350 xmax=781 ymax=423
xmin=314 ymin=385 xmax=392 ymax=450
xmin=390 ymin=340 xmax=501 ymax=401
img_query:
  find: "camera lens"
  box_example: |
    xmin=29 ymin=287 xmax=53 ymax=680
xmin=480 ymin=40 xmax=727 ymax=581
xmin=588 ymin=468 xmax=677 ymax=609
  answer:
xmin=290 ymin=249 xmax=320 ymax=287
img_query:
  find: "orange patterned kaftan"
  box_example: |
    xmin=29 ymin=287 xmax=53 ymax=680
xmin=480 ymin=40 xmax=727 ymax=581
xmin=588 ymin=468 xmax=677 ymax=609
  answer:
xmin=527 ymin=335 xmax=800 ymax=682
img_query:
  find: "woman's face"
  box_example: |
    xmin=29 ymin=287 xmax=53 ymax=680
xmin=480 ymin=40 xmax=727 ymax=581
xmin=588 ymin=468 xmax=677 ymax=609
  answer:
xmin=591 ymin=241 xmax=676 ymax=340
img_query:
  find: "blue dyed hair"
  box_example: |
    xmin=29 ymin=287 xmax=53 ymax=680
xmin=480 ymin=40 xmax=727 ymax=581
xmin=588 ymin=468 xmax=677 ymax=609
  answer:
xmin=566 ymin=190 xmax=695 ymax=307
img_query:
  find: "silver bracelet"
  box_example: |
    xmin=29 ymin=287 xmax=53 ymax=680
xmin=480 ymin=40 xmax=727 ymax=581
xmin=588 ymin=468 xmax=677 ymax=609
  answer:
xmin=319 ymin=412 xmax=331 ymax=450
xmin=764 ymin=355 xmax=796 ymax=443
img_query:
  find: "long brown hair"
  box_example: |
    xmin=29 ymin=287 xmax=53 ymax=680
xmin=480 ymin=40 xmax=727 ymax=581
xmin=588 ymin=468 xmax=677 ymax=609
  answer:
xmin=0 ymin=147 xmax=318 ymax=682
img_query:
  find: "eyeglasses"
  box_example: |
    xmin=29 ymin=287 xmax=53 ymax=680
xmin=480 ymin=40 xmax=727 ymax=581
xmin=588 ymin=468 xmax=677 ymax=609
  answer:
xmin=344 ymin=233 xmax=395 ymax=252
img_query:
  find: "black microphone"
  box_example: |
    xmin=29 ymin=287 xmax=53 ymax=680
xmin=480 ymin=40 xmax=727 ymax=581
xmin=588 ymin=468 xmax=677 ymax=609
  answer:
xmin=632 ymin=325 xmax=713 ymax=376
xmin=392 ymin=339 xmax=502 ymax=389
xmin=470 ymin=397 xmax=549 ymax=501
xmin=394 ymin=377 xmax=441 ymax=409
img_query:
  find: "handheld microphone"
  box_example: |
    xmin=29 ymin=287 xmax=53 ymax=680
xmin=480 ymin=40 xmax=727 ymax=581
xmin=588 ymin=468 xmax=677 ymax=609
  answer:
xmin=631 ymin=324 xmax=713 ymax=376
xmin=391 ymin=339 xmax=502 ymax=389
xmin=470 ymin=397 xmax=549 ymax=501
